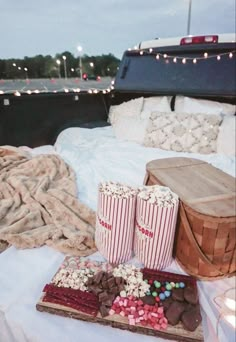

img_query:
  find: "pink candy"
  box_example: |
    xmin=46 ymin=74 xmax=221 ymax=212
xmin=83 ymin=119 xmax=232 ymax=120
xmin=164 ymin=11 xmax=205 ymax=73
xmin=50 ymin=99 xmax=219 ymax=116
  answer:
xmin=109 ymin=295 xmax=168 ymax=330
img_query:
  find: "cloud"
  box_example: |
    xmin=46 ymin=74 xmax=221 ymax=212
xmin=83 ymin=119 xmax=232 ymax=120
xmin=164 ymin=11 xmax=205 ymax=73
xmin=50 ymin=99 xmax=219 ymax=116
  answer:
xmin=0 ymin=0 xmax=235 ymax=59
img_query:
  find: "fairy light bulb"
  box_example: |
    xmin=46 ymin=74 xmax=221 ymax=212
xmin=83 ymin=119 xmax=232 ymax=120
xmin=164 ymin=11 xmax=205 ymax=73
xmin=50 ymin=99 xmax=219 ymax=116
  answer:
xmin=64 ymin=88 xmax=69 ymax=93
xmin=163 ymin=54 xmax=167 ymax=58
xmin=149 ymin=48 xmax=153 ymax=53
xmin=0 ymin=90 xmax=4 ymax=94
xmin=140 ymin=50 xmax=144 ymax=55
xmin=193 ymin=58 xmax=197 ymax=64
xmin=182 ymin=58 xmax=186 ymax=64
xmin=14 ymin=91 xmax=21 ymax=96
xmin=26 ymin=90 xmax=32 ymax=94
xmin=229 ymin=52 xmax=233 ymax=58
xmin=204 ymin=52 xmax=208 ymax=58
xmin=217 ymin=55 xmax=221 ymax=61
xmin=156 ymin=54 xmax=160 ymax=60
xmin=88 ymin=89 xmax=92 ymax=94
xmin=173 ymin=57 xmax=177 ymax=63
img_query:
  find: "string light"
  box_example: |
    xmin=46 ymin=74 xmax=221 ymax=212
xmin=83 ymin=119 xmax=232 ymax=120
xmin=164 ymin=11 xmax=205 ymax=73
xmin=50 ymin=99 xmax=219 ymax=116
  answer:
xmin=128 ymin=48 xmax=235 ymax=65
xmin=0 ymin=86 xmax=113 ymax=96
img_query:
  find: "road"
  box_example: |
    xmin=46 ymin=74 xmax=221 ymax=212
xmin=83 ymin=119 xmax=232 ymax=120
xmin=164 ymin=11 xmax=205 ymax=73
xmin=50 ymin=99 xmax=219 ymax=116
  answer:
xmin=0 ymin=77 xmax=114 ymax=94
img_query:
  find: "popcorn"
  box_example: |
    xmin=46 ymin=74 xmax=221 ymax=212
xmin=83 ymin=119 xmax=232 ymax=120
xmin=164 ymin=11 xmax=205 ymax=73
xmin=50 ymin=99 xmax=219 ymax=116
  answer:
xmin=99 ymin=181 xmax=137 ymax=199
xmin=52 ymin=267 xmax=94 ymax=291
xmin=137 ymin=185 xmax=178 ymax=207
xmin=113 ymin=264 xmax=150 ymax=298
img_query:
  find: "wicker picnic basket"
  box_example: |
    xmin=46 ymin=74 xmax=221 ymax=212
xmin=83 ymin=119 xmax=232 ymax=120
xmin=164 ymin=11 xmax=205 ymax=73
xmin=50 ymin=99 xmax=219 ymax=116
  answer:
xmin=144 ymin=157 xmax=236 ymax=280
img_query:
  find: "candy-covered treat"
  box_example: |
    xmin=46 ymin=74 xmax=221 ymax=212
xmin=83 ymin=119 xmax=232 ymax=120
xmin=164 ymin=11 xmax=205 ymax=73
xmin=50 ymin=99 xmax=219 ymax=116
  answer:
xmin=181 ymin=307 xmax=202 ymax=331
xmin=165 ymin=302 xmax=186 ymax=326
xmin=184 ymin=286 xmax=199 ymax=305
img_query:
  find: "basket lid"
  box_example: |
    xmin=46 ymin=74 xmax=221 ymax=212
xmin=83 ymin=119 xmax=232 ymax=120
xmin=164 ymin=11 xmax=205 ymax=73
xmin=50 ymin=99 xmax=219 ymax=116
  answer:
xmin=146 ymin=157 xmax=236 ymax=217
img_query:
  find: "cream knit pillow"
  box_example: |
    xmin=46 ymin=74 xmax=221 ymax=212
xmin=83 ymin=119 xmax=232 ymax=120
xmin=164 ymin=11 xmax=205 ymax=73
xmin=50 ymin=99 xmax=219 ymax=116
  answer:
xmin=144 ymin=111 xmax=223 ymax=154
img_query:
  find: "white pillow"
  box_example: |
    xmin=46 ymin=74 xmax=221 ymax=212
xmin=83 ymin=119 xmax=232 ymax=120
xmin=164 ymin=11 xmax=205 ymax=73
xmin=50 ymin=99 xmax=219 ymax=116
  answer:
xmin=144 ymin=111 xmax=222 ymax=154
xmin=113 ymin=116 xmax=148 ymax=145
xmin=217 ymin=116 xmax=236 ymax=156
xmin=175 ymin=96 xmax=236 ymax=116
xmin=140 ymin=96 xmax=171 ymax=119
xmin=108 ymin=97 xmax=144 ymax=124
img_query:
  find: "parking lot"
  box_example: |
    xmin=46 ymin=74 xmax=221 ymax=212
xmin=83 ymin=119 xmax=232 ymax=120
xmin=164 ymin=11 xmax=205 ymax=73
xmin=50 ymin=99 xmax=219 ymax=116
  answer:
xmin=0 ymin=77 xmax=113 ymax=94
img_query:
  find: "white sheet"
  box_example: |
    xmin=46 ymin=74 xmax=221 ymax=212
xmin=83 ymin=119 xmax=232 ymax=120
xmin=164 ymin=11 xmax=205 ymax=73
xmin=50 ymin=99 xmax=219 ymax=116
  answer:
xmin=0 ymin=126 xmax=235 ymax=342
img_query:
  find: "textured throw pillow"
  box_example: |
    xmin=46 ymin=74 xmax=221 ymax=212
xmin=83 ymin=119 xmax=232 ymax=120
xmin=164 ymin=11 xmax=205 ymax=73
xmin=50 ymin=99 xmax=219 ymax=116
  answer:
xmin=113 ymin=116 xmax=149 ymax=144
xmin=144 ymin=111 xmax=223 ymax=154
xmin=175 ymin=96 xmax=236 ymax=116
xmin=140 ymin=96 xmax=171 ymax=120
xmin=108 ymin=97 xmax=144 ymax=124
xmin=217 ymin=116 xmax=236 ymax=156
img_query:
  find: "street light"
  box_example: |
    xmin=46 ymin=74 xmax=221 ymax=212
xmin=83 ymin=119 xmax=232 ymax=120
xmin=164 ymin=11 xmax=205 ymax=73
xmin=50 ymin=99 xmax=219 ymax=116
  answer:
xmin=56 ymin=59 xmax=61 ymax=78
xmin=24 ymin=67 xmax=28 ymax=80
xmin=187 ymin=0 xmax=192 ymax=35
xmin=77 ymin=45 xmax=83 ymax=80
xmin=62 ymin=55 xmax=67 ymax=80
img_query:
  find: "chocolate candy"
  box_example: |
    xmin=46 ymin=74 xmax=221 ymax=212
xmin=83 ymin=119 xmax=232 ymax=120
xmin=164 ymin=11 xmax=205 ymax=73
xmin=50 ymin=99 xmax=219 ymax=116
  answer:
xmin=184 ymin=287 xmax=198 ymax=305
xmin=165 ymin=301 xmax=186 ymax=325
xmin=141 ymin=295 xmax=156 ymax=305
xmin=172 ymin=288 xmax=184 ymax=302
xmin=181 ymin=307 xmax=202 ymax=331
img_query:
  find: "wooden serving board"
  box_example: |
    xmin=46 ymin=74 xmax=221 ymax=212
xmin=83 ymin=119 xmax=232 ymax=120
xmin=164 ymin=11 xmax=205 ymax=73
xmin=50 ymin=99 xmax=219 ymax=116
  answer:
xmin=36 ymin=257 xmax=204 ymax=342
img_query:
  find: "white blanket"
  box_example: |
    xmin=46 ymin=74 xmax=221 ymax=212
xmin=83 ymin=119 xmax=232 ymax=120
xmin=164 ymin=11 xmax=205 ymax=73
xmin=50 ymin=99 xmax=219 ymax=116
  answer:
xmin=0 ymin=126 xmax=235 ymax=342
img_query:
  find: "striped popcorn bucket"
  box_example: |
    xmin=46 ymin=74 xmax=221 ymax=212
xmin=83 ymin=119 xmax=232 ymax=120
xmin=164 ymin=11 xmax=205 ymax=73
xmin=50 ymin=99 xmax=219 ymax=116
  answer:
xmin=134 ymin=186 xmax=179 ymax=270
xmin=95 ymin=182 xmax=137 ymax=264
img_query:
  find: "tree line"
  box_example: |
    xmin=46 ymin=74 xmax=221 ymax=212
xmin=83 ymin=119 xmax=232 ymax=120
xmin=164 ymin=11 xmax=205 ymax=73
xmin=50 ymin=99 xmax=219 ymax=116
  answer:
xmin=0 ymin=51 xmax=121 ymax=79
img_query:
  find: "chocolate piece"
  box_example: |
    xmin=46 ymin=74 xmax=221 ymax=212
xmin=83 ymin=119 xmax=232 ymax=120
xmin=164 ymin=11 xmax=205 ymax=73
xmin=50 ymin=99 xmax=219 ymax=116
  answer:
xmin=100 ymin=305 xmax=110 ymax=317
xmin=102 ymin=297 xmax=114 ymax=307
xmin=93 ymin=271 xmax=104 ymax=284
xmin=141 ymin=295 xmax=156 ymax=306
xmin=166 ymin=301 xmax=186 ymax=326
xmin=98 ymin=291 xmax=109 ymax=302
xmin=86 ymin=277 xmax=94 ymax=286
xmin=184 ymin=287 xmax=198 ymax=305
xmin=88 ymin=285 xmax=103 ymax=296
xmin=162 ymin=297 xmax=174 ymax=311
xmin=115 ymin=277 xmax=123 ymax=285
xmin=102 ymin=280 xmax=108 ymax=289
xmin=110 ymin=286 xmax=119 ymax=294
xmin=172 ymin=288 xmax=184 ymax=302
xmin=181 ymin=307 xmax=202 ymax=331
xmin=107 ymin=277 xmax=116 ymax=288
xmin=118 ymin=283 xmax=125 ymax=292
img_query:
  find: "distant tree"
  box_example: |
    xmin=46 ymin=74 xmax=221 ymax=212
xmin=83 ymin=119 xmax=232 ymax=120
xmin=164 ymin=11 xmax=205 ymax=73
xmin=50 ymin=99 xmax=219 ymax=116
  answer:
xmin=0 ymin=52 xmax=121 ymax=79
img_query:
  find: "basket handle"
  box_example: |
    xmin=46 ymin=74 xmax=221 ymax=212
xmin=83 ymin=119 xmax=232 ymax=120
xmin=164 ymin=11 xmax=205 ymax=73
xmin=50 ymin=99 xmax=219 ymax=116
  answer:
xmin=179 ymin=202 xmax=225 ymax=276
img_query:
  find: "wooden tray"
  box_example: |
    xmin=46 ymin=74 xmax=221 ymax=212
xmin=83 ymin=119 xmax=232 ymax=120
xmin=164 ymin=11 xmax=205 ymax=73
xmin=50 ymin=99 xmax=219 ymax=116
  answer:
xmin=36 ymin=257 xmax=204 ymax=342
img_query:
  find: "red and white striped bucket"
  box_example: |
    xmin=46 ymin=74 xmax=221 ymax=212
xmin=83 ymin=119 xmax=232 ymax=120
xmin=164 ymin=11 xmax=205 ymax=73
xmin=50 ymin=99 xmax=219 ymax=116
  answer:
xmin=95 ymin=182 xmax=137 ymax=264
xmin=134 ymin=186 xmax=179 ymax=270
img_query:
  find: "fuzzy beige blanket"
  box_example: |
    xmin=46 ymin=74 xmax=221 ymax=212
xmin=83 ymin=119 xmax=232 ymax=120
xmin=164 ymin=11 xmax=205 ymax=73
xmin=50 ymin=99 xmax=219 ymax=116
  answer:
xmin=0 ymin=146 xmax=97 ymax=256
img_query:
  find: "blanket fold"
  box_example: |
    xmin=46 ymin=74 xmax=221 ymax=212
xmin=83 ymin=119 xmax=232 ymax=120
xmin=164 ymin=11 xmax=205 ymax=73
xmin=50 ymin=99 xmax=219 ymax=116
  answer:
xmin=0 ymin=146 xmax=97 ymax=256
